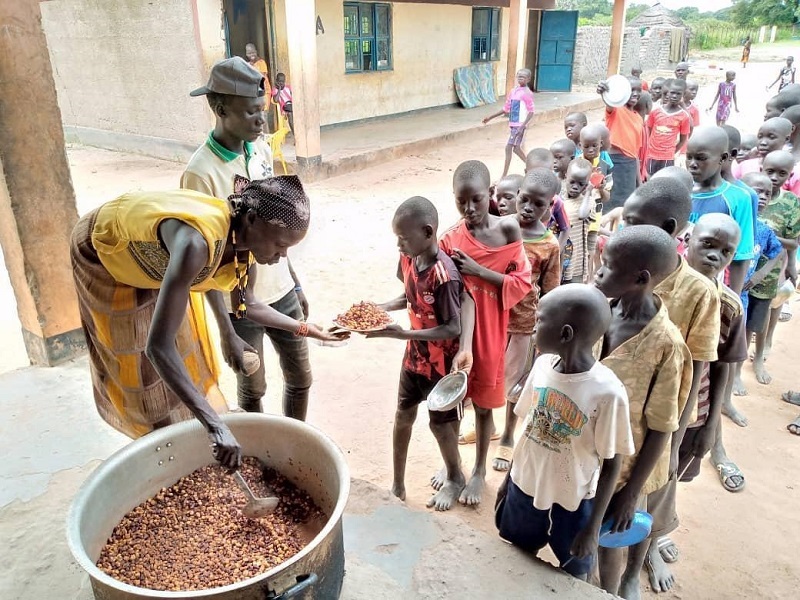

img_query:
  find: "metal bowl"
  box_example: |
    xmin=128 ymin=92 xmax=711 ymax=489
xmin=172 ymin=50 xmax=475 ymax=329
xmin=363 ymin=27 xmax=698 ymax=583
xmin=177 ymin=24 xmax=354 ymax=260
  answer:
xmin=66 ymin=413 xmax=349 ymax=599
xmin=427 ymin=371 xmax=468 ymax=412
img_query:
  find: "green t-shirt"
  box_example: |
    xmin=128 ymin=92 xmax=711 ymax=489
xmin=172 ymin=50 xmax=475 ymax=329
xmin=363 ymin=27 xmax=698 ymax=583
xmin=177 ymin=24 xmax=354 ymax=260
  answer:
xmin=751 ymin=191 xmax=800 ymax=299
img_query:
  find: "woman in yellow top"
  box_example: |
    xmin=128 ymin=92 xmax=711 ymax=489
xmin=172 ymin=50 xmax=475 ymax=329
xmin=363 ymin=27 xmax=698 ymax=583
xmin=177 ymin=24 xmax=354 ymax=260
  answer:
xmin=70 ymin=176 xmax=343 ymax=469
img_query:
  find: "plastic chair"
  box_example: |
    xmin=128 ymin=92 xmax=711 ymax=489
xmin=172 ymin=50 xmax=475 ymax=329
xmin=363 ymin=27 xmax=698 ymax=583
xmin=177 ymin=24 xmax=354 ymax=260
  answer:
xmin=269 ymin=98 xmax=291 ymax=174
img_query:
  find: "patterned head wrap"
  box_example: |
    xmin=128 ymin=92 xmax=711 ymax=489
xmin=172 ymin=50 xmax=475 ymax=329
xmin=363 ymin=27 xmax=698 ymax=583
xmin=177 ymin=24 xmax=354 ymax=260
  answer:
xmin=230 ymin=174 xmax=310 ymax=230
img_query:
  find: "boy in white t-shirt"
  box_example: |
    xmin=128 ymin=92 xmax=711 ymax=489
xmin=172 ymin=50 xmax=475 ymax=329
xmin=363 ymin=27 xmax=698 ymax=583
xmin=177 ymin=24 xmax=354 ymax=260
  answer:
xmin=495 ymin=284 xmax=634 ymax=579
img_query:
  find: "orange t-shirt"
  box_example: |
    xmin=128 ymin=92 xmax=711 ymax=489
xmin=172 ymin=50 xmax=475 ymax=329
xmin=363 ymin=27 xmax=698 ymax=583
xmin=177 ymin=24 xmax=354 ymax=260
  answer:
xmin=605 ymin=106 xmax=645 ymax=159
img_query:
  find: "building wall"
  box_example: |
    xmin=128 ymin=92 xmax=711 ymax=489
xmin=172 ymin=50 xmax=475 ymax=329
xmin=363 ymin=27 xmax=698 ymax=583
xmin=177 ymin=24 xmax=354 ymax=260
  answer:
xmin=309 ymin=1 xmax=509 ymax=126
xmin=41 ymin=0 xmax=221 ymax=146
xmin=572 ymin=25 xmax=675 ymax=85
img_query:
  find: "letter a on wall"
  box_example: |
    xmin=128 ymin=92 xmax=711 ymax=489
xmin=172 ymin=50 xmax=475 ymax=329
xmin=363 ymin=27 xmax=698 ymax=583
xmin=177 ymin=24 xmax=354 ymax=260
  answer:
xmin=316 ymin=16 xmax=324 ymax=35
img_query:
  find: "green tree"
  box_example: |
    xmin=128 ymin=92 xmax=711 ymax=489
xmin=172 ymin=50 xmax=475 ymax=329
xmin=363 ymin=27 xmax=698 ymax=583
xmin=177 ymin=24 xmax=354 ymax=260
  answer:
xmin=626 ymin=3 xmax=651 ymax=23
xmin=731 ymin=0 xmax=797 ymax=27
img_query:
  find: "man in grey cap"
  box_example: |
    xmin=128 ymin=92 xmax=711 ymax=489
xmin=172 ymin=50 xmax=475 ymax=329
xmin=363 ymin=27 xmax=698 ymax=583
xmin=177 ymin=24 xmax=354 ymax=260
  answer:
xmin=182 ymin=56 xmax=315 ymax=421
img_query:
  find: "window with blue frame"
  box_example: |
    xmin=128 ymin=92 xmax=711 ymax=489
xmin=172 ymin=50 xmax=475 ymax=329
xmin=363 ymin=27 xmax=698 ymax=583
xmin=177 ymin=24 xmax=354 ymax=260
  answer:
xmin=344 ymin=2 xmax=392 ymax=73
xmin=471 ymin=7 xmax=501 ymax=62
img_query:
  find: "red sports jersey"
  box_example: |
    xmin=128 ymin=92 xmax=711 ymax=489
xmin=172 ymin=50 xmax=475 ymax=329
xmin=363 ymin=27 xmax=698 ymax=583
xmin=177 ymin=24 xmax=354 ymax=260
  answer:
xmin=399 ymin=250 xmax=463 ymax=379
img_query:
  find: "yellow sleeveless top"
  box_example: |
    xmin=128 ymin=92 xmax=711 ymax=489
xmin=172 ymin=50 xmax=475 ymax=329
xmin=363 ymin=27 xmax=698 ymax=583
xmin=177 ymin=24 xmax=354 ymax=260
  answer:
xmin=91 ymin=190 xmax=238 ymax=292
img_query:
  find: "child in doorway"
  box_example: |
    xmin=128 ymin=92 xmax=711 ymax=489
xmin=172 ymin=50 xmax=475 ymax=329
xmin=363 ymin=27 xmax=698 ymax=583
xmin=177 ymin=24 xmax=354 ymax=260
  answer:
xmin=483 ymin=69 xmax=536 ymax=177
xmin=272 ymin=73 xmax=294 ymax=134
xmin=366 ymin=197 xmax=466 ymax=511
xmin=768 ymin=56 xmax=796 ymax=93
xmin=495 ymin=284 xmax=634 ymax=580
xmin=494 ymin=168 xmax=562 ymax=472
xmin=645 ymin=79 xmax=691 ymax=177
xmin=438 ymin=160 xmax=532 ymax=506
xmin=596 ymin=225 xmax=694 ymax=600
xmin=245 ymin=43 xmax=269 ymax=81
xmin=561 ymin=158 xmax=595 ymax=284
xmin=708 ymin=70 xmax=739 ymax=127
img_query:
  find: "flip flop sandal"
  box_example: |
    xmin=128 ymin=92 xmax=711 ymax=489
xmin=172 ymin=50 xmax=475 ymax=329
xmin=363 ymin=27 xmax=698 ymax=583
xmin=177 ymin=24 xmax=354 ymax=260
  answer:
xmin=716 ymin=462 xmax=745 ymax=493
xmin=787 ymin=420 xmax=800 ymax=435
xmin=492 ymin=445 xmax=515 ymax=472
xmin=781 ymin=391 xmax=800 ymax=406
xmin=657 ymin=536 xmax=679 ymax=564
xmin=780 ymin=304 xmax=793 ymax=322
xmin=458 ymin=429 xmax=501 ymax=445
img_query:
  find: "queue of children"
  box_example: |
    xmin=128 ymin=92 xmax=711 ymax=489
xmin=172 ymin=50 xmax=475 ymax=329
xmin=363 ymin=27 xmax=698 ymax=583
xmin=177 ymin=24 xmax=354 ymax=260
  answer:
xmin=363 ymin=60 xmax=800 ymax=599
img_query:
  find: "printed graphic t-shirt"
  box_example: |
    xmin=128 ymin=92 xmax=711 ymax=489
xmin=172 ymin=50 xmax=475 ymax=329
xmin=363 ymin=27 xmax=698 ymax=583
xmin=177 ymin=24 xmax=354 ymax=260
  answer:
xmin=646 ymin=105 xmax=692 ymax=161
xmin=505 ymin=85 xmax=535 ymax=127
xmin=511 ymin=355 xmax=634 ymax=511
xmin=399 ymin=250 xmax=463 ymax=379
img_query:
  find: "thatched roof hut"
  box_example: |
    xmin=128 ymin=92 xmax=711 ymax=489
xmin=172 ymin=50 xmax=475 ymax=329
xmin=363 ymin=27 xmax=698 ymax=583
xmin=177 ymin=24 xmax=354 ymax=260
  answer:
xmin=629 ymin=3 xmax=686 ymax=29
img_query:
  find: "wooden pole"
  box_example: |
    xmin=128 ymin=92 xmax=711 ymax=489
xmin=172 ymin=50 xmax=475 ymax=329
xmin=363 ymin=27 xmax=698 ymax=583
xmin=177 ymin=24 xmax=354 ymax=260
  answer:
xmin=505 ymin=0 xmax=529 ymax=95
xmin=607 ymin=0 xmax=627 ymax=77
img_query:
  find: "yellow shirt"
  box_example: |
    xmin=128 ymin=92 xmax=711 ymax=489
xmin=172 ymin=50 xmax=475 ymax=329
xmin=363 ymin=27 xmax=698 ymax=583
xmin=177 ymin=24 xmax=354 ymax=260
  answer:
xmin=601 ymin=298 xmax=693 ymax=495
xmin=654 ymin=256 xmax=720 ymax=362
xmin=91 ymin=190 xmax=237 ymax=292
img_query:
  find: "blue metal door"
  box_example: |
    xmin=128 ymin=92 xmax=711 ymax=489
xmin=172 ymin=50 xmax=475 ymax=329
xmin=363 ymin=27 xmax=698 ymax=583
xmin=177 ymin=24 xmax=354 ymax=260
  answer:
xmin=536 ymin=11 xmax=578 ymax=92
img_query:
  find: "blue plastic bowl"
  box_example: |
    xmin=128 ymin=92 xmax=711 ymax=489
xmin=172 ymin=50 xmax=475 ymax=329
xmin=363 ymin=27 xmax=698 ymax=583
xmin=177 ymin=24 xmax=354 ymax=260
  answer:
xmin=598 ymin=510 xmax=653 ymax=548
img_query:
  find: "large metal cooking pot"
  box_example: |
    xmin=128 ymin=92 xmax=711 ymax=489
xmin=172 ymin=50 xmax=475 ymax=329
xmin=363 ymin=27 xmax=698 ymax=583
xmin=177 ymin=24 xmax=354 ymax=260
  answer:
xmin=67 ymin=414 xmax=349 ymax=599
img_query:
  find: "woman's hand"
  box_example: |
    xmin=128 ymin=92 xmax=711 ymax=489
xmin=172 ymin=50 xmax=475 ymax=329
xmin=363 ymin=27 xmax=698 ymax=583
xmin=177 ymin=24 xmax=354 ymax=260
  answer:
xmin=220 ymin=332 xmax=256 ymax=374
xmin=209 ymin=424 xmax=242 ymax=470
xmin=450 ymin=249 xmax=484 ymax=277
xmin=307 ymin=323 xmax=351 ymax=343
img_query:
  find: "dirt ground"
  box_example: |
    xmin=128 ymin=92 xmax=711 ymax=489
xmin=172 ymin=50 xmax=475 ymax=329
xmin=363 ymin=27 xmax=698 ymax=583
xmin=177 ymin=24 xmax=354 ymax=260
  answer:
xmin=2 ymin=43 xmax=800 ymax=599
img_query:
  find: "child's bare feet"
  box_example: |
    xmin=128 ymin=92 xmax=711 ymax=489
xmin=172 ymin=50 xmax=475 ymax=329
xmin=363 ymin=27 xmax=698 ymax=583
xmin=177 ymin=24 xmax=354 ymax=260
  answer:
xmin=754 ymin=356 xmax=772 ymax=385
xmin=618 ymin=574 xmax=642 ymax=600
xmin=732 ymin=374 xmax=748 ymax=396
xmin=459 ymin=473 xmax=486 ymax=506
xmin=787 ymin=415 xmax=800 ymax=435
xmin=645 ymin=544 xmax=675 ymax=593
xmin=430 ymin=466 xmax=446 ymax=491
xmin=722 ymin=403 xmax=748 ymax=427
xmin=426 ymin=473 xmax=466 ymax=511
xmin=391 ymin=482 xmax=406 ymax=501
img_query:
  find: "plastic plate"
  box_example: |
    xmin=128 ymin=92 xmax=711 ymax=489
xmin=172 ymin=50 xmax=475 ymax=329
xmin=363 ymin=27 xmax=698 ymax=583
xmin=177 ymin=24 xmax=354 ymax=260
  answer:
xmin=598 ymin=510 xmax=653 ymax=548
xmin=602 ymin=74 xmax=632 ymax=108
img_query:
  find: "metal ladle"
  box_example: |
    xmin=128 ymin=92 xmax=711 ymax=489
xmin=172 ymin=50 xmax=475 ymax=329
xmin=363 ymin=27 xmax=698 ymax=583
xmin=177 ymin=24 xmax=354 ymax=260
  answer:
xmin=233 ymin=470 xmax=280 ymax=518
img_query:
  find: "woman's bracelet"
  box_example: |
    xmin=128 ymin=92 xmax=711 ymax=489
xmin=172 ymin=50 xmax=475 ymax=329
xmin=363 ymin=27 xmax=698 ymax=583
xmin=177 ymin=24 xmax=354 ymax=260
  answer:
xmin=294 ymin=321 xmax=309 ymax=337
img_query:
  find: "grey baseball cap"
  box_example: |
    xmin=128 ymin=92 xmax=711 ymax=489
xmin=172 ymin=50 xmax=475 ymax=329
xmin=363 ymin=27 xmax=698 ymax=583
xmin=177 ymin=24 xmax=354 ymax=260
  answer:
xmin=190 ymin=57 xmax=265 ymax=97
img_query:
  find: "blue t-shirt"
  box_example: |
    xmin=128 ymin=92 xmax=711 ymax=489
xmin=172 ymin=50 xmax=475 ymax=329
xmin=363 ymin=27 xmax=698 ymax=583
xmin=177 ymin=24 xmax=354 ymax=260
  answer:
xmin=742 ymin=219 xmax=784 ymax=310
xmin=691 ymin=181 xmax=755 ymax=261
xmin=732 ymin=179 xmax=760 ymax=239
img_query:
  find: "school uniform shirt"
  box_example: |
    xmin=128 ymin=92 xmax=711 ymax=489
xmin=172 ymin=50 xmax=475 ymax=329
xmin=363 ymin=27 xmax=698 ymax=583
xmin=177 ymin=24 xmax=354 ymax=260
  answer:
xmin=511 ymin=354 xmax=634 ymax=511
xmin=690 ymin=181 xmax=756 ymax=262
xmin=508 ymin=231 xmax=561 ymax=335
xmin=646 ymin=105 xmax=692 ymax=161
xmin=505 ymin=85 xmax=535 ymax=127
xmin=398 ymin=250 xmax=462 ymax=379
xmin=692 ymin=282 xmax=747 ymax=428
xmin=601 ymin=298 xmax=693 ymax=495
xmin=180 ymin=132 xmax=290 ymax=311
xmin=751 ymin=190 xmax=800 ymax=300
xmin=654 ymin=256 xmax=721 ymax=363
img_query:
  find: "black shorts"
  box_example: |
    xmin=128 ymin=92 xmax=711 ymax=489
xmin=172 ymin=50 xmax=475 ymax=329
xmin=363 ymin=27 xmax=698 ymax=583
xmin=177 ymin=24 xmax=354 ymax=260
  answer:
xmin=398 ymin=369 xmax=462 ymax=424
xmin=496 ymin=479 xmax=595 ymax=576
xmin=746 ymin=295 xmax=773 ymax=333
xmin=647 ymin=158 xmax=674 ymax=177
